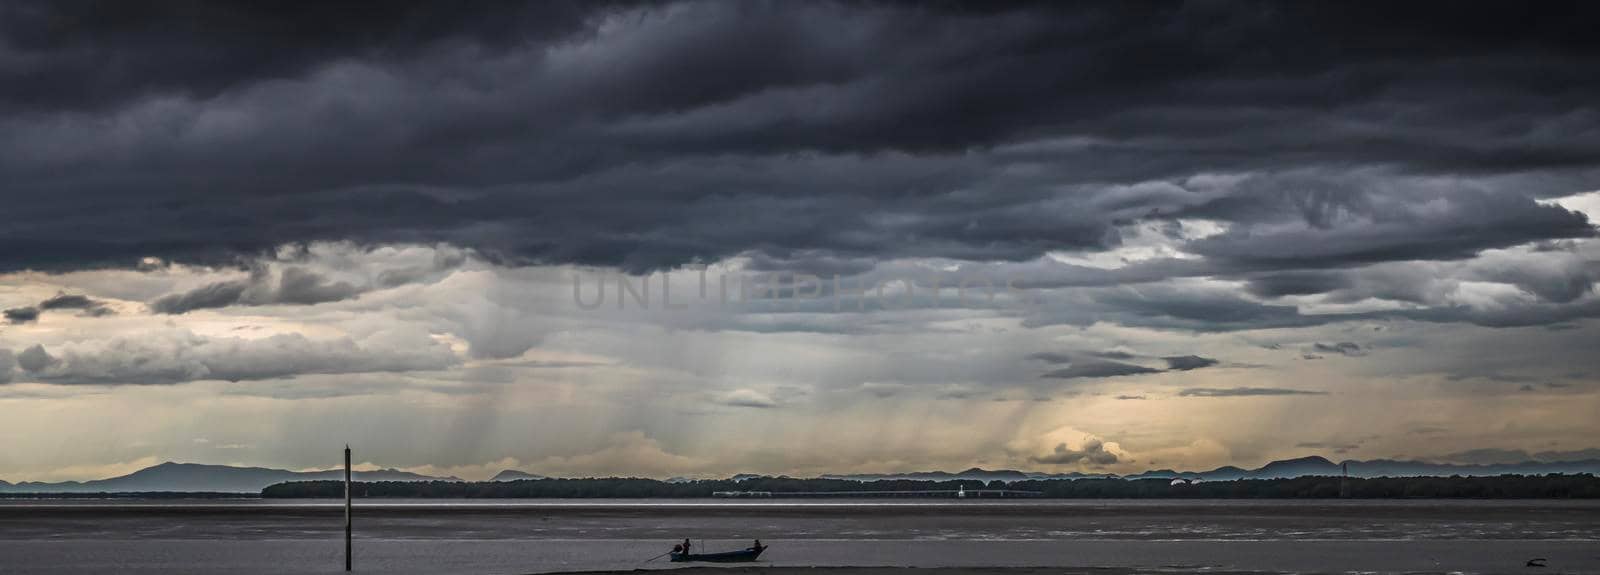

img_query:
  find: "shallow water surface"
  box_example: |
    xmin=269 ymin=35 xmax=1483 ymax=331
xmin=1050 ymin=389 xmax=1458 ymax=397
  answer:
xmin=1 ymin=499 xmax=1596 ymax=574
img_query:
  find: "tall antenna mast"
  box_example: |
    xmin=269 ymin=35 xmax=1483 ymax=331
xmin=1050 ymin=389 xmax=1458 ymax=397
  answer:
xmin=345 ymin=444 xmax=353 ymax=572
xmin=1339 ymin=461 xmax=1349 ymax=498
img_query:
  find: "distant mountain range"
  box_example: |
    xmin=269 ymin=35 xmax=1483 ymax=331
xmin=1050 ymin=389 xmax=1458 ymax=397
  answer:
xmin=822 ymin=456 xmax=1600 ymax=482
xmin=0 ymin=462 xmax=459 ymax=493
xmin=4 ymin=455 xmax=1598 ymax=493
xmin=817 ymin=468 xmax=1113 ymax=482
xmin=489 ymin=469 xmax=546 ymax=481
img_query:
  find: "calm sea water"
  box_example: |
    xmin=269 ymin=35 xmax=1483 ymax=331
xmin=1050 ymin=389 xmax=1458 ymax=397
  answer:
xmin=1 ymin=499 xmax=1597 ymax=574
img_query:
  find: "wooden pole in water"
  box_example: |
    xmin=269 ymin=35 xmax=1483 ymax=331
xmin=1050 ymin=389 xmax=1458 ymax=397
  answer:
xmin=345 ymin=444 xmax=352 ymax=571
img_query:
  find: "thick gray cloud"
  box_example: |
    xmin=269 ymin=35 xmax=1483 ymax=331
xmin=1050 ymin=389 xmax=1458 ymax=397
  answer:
xmin=37 ymin=293 xmax=92 ymax=310
xmin=1080 ymin=287 xmax=1330 ymax=332
xmin=0 ymin=2 xmax=607 ymax=113
xmin=1312 ymin=342 xmax=1366 ymax=357
xmin=1184 ymin=185 xmax=1594 ymax=269
xmin=8 ymin=331 xmax=459 ymax=385
xmin=714 ymin=389 xmax=779 ymax=409
xmin=1178 ymin=387 xmax=1328 ymax=397
xmin=3 ymin=307 xmax=39 ymax=324
xmin=2 ymin=1 xmax=1600 ymax=479
xmin=1025 ymin=352 xmax=1075 ymax=365
xmin=1031 ymin=438 xmax=1119 ymax=466
xmin=149 ymin=267 xmax=360 ymax=314
xmin=14 ymin=344 xmax=55 ymax=372
xmin=1092 ymin=350 xmax=1139 ymax=361
xmin=148 ymin=281 xmax=252 ymax=314
xmin=0 ymin=294 xmax=113 ymax=324
xmin=273 ymin=267 xmax=361 ymax=305
xmin=1162 ymin=355 xmax=1220 ymax=371
xmin=1041 ymin=361 xmax=1162 ymax=381
xmin=1031 ymin=352 xmax=1222 ymax=377
xmin=32 ymin=293 xmax=112 ymax=317
xmin=142 ymin=245 xmax=468 ymax=314
xmin=0 ymin=349 xmax=13 ymax=384
xmin=1246 ymin=271 xmax=1354 ymax=298
xmin=0 ymin=1 xmax=1596 ymax=275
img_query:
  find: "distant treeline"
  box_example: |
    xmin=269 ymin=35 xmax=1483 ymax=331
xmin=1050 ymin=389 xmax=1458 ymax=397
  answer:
xmin=262 ymin=474 xmax=1600 ymax=499
xmin=0 ymin=492 xmax=253 ymax=499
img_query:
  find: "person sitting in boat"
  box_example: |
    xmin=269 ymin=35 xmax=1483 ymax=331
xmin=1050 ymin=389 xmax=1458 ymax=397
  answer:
xmin=751 ymin=539 xmax=763 ymax=551
xmin=672 ymin=543 xmax=683 ymax=554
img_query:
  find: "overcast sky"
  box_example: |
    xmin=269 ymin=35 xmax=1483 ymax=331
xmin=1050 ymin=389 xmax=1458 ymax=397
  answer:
xmin=3 ymin=1 xmax=1599 ymax=482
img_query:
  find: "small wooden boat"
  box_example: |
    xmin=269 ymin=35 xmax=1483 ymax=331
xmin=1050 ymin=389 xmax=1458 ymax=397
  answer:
xmin=670 ymin=545 xmax=767 ymax=562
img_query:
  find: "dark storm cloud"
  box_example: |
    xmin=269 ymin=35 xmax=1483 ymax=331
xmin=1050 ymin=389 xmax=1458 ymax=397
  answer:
xmin=149 ymin=266 xmax=362 ymax=314
xmin=1162 ymin=355 xmax=1220 ymax=371
xmin=1017 ymin=278 xmax=1600 ymax=333
xmin=2 ymin=1 xmax=1598 ymax=275
xmin=1471 ymin=259 xmax=1599 ymax=304
xmin=1177 ymin=387 xmax=1328 ymax=397
xmin=1259 ymin=256 xmax=1600 ymax=307
xmin=0 ymin=1 xmax=612 ymax=112
xmin=1245 ymin=271 xmax=1353 ymax=298
xmin=743 ymin=251 xmax=878 ymax=279
xmin=1031 ymin=350 xmax=1225 ymax=378
xmin=149 ymin=280 xmax=251 ymax=314
xmin=275 ymin=268 xmax=362 ymax=305
xmin=0 ymin=294 xmax=111 ymax=325
xmin=1084 ymin=287 xmax=1328 ymax=332
xmin=1182 ymin=184 xmax=1595 ymax=269
xmin=35 ymin=292 xmax=113 ymax=316
xmin=37 ymin=293 xmax=91 ymax=310
xmin=3 ymin=307 xmax=39 ymax=324
xmin=1041 ymin=361 xmax=1162 ymax=380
